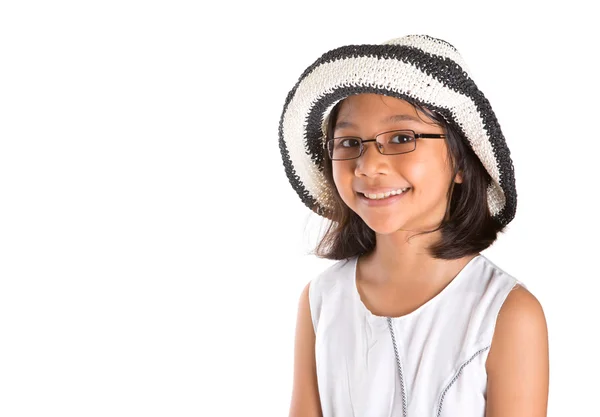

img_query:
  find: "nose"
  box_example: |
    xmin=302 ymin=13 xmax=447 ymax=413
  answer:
xmin=355 ymin=140 xmax=388 ymax=176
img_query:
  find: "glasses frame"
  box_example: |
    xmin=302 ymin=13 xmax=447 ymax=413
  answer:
xmin=325 ymin=129 xmax=446 ymax=161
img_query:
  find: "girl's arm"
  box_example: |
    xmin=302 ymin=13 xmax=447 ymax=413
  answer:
xmin=485 ymin=285 xmax=550 ymax=416
xmin=288 ymin=282 xmax=323 ymax=417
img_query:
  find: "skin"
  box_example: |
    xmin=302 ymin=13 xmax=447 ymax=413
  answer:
xmin=289 ymin=93 xmax=549 ymax=416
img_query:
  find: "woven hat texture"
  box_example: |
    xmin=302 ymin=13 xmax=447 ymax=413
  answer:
xmin=278 ymin=34 xmax=516 ymax=227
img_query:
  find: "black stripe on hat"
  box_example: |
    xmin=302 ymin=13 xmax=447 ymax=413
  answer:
xmin=278 ymin=110 xmax=330 ymax=219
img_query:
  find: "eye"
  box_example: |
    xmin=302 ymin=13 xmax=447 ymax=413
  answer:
xmin=339 ymin=138 xmax=360 ymax=148
xmin=390 ymin=133 xmax=415 ymax=144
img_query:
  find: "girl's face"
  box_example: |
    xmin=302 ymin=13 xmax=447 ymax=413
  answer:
xmin=331 ymin=93 xmax=462 ymax=234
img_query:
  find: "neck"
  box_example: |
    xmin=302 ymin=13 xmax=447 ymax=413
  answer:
xmin=360 ymin=229 xmax=476 ymax=286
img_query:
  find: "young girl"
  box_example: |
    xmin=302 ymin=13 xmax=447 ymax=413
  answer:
xmin=279 ymin=35 xmax=549 ymax=416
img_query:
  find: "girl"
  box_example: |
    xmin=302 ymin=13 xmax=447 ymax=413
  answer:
xmin=279 ymin=35 xmax=549 ymax=416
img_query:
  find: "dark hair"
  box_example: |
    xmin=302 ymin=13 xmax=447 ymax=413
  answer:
xmin=309 ymin=96 xmax=506 ymax=261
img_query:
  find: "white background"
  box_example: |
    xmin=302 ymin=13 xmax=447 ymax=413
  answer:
xmin=0 ymin=1 xmax=597 ymax=416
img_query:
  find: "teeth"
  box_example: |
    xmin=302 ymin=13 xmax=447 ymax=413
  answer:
xmin=363 ymin=188 xmax=410 ymax=200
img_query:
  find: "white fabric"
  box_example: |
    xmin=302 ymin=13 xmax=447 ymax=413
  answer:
xmin=308 ymin=254 xmax=527 ymax=417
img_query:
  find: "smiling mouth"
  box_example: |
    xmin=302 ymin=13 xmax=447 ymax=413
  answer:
xmin=359 ymin=187 xmax=411 ymax=200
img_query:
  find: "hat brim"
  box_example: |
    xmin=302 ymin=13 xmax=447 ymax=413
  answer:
xmin=279 ymin=42 xmax=516 ymax=227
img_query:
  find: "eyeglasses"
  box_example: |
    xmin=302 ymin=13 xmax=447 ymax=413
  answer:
xmin=326 ymin=129 xmax=446 ymax=161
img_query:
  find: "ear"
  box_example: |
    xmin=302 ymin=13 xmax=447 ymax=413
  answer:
xmin=454 ymin=170 xmax=463 ymax=184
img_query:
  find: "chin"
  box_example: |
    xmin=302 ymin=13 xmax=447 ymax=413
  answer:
xmin=360 ymin=216 xmax=410 ymax=234
xmin=358 ymin=208 xmax=442 ymax=235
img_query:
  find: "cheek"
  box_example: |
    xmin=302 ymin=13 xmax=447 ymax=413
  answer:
xmin=331 ymin=164 xmax=345 ymax=192
xmin=405 ymin=142 xmax=452 ymax=184
xmin=331 ymin=165 xmax=342 ymax=191
xmin=404 ymin=159 xmax=451 ymax=196
xmin=402 ymin=160 xmax=428 ymax=185
xmin=332 ymin=164 xmax=354 ymax=200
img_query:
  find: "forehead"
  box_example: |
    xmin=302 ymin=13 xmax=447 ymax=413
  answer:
xmin=335 ymin=93 xmax=430 ymax=125
xmin=334 ymin=94 xmax=435 ymax=130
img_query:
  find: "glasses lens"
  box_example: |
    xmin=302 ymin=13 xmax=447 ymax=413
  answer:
xmin=378 ymin=131 xmax=416 ymax=154
xmin=328 ymin=138 xmax=361 ymax=160
xmin=328 ymin=131 xmax=416 ymax=159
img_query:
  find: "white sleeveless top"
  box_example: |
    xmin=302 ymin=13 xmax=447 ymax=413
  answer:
xmin=308 ymin=254 xmax=527 ymax=417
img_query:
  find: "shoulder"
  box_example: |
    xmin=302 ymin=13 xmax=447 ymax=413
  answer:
xmin=487 ymin=284 xmax=548 ymax=364
xmin=485 ymin=284 xmax=549 ymax=415
xmin=473 ymin=255 xmax=545 ymax=355
xmin=308 ymin=257 xmax=355 ymax=298
xmin=305 ymin=257 xmax=355 ymax=331
xmin=493 ymin=284 xmax=547 ymax=344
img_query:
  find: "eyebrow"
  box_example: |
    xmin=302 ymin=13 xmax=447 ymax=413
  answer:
xmin=334 ymin=114 xmax=423 ymax=130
